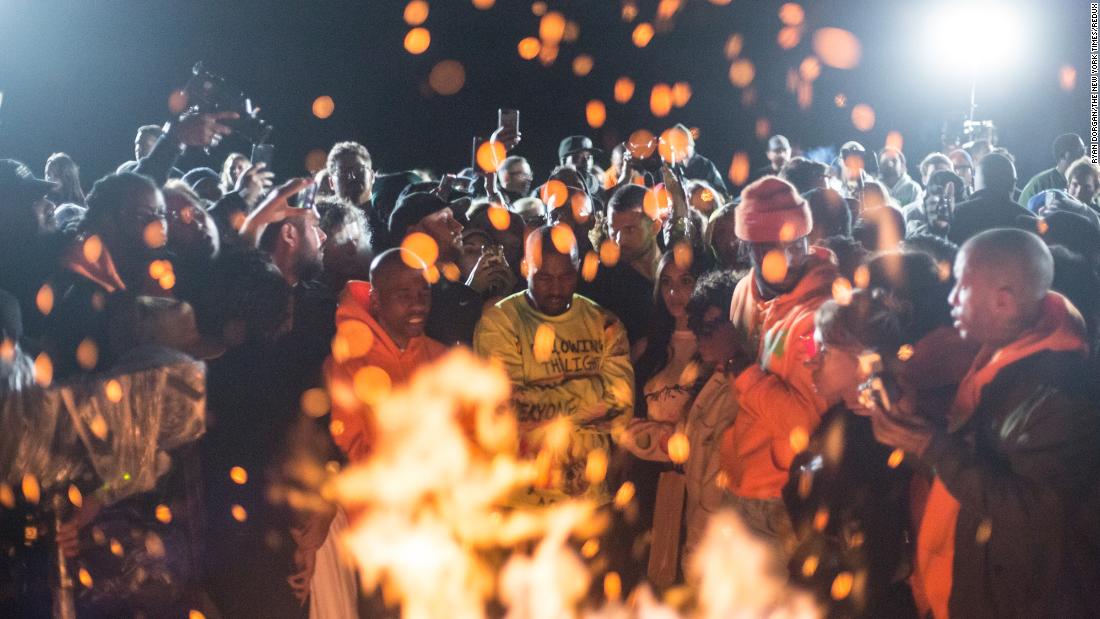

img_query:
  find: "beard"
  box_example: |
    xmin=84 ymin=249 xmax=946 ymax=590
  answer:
xmin=293 ymin=250 xmax=325 ymax=284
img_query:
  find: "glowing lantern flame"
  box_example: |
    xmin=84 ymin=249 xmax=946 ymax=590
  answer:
xmin=659 ymin=126 xmax=692 ymax=164
xmin=540 ymin=180 xmax=568 ymax=209
xmin=428 ymin=60 xmax=465 ymax=96
xmin=581 ymin=251 xmax=599 ymax=282
xmin=231 ymin=504 xmax=248 ymax=522
xmin=777 ymin=26 xmax=801 ymax=50
xmin=851 ymin=103 xmax=876 ymax=132
xmin=604 ymin=572 xmax=622 ymax=601
xmin=887 ymin=448 xmax=905 ymax=469
xmin=68 ymin=484 xmax=83 ymax=508
xmin=728 ymin=152 xmax=750 ymax=186
xmin=539 ymin=11 xmax=566 ymax=44
xmin=584 ymin=449 xmax=608 ymax=484
xmin=476 ymin=140 xmax=507 ymax=173
xmin=643 ymin=185 xmax=670 ymax=220
xmin=156 ymin=504 xmax=173 ymax=523
xmin=813 ymin=28 xmax=862 ymax=69
xmin=885 ymin=130 xmax=904 ymax=152
xmin=230 ymin=466 xmax=249 ymax=485
xmin=650 ymin=83 xmax=672 ymax=117
xmin=728 ymin=59 xmax=755 ymax=87
xmin=755 ymin=118 xmax=771 ymax=141
xmin=724 ymin=33 xmax=743 ymax=59
xmin=831 ymin=277 xmax=853 ymax=306
xmin=572 ymin=54 xmax=593 ymax=77
xmin=301 ymin=388 xmax=331 ymax=418
xmin=1060 ymin=65 xmax=1077 ymax=91
xmin=531 ymin=1 xmax=547 ymax=16
xmin=831 ymin=571 xmax=854 ymax=600
xmin=626 ymin=129 xmax=656 ymax=159
xmin=538 ymin=43 xmax=559 ymax=66
xmin=472 ymin=0 xmax=495 ymax=9
xmin=599 ymin=239 xmax=621 ymax=267
xmin=671 ymin=82 xmax=692 ymax=107
xmin=0 ymin=484 xmax=13 ymax=509
xmin=550 ymin=223 xmax=576 ymax=255
xmin=76 ymin=338 xmax=99 ymax=370
xmin=761 ymin=249 xmax=789 ymax=284
xmin=518 ymin=37 xmax=541 ymax=60
xmin=78 ymin=568 xmax=92 ymax=588
xmin=672 ymin=242 xmax=693 ymax=271
xmin=853 ymin=264 xmax=870 ymax=288
xmin=585 ymin=100 xmax=606 ymax=129
xmin=90 ymin=414 xmax=108 ymax=440
xmin=401 ymin=232 xmax=440 ymax=267
xmin=83 ymin=235 xmax=103 ymax=263
xmin=613 ymin=77 xmax=635 ymax=103
xmin=168 ymin=90 xmax=188 ymax=114
xmin=34 ymin=353 xmax=53 ymax=387
xmin=632 ymin=22 xmax=654 ymax=47
xmin=22 ymin=474 xmax=40 ymax=505
xmin=533 ymin=323 xmax=556 ymax=363
xmin=404 ymin=28 xmax=431 ymax=54
xmin=799 ymin=56 xmax=821 ymax=81
xmin=613 ymin=481 xmax=635 ymax=508
xmin=778 ymin=3 xmax=804 ymax=26
xmin=404 ymin=0 xmax=429 ymax=25
xmin=488 ymin=205 xmax=511 ymax=231
xmin=667 ymin=432 xmax=690 ymax=463
xmin=332 ymin=319 xmax=375 ymax=363
xmin=354 ymin=365 xmax=393 ymax=405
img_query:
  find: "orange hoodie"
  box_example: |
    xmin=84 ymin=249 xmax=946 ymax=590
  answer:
xmin=325 ymin=280 xmax=448 ymax=463
xmin=912 ymin=292 xmax=1088 ymax=619
xmin=720 ymin=250 xmax=836 ymax=499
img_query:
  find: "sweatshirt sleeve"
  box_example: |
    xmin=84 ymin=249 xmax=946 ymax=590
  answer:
xmin=133 ymin=132 xmax=183 ymax=186
xmin=583 ymin=314 xmax=634 ymax=432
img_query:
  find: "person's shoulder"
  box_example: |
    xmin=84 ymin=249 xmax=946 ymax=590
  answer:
xmin=481 ymin=290 xmax=525 ymax=320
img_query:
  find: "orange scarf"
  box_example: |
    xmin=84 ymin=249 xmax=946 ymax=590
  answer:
xmin=912 ymin=292 xmax=1087 ymax=618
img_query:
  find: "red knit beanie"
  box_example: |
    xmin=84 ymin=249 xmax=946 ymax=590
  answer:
xmin=734 ymin=176 xmax=813 ymax=243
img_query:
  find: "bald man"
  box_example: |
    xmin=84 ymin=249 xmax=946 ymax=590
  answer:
xmin=946 ymin=153 xmax=1035 ymax=245
xmin=868 ymin=229 xmax=1100 ymax=618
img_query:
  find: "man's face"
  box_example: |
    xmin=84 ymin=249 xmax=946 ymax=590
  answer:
xmin=322 ymin=218 xmax=367 ymax=286
xmin=528 ymin=250 xmax=578 ymax=316
xmin=564 ymin=151 xmax=594 ymax=173
xmin=806 ymin=327 xmax=862 ymax=406
xmin=949 ymin=153 xmax=974 ymax=188
xmin=749 ymin=237 xmax=809 ymax=293
xmin=1068 ymin=172 xmax=1099 ymax=205
xmin=416 ymin=207 xmax=464 ymax=262
xmin=949 ymin=248 xmax=1001 ymax=344
xmin=372 ymin=266 xmax=432 ymax=345
xmin=768 ymin=145 xmax=790 ymax=170
xmin=1061 ymin=138 xmax=1086 ymax=164
xmin=608 ymin=208 xmax=656 ymax=262
xmin=135 ymin=132 xmax=159 ymax=160
xmin=329 ymin=154 xmax=374 ymax=205
xmin=292 ymin=211 xmax=328 ymax=283
xmin=166 ymin=191 xmax=219 ymax=260
xmin=500 ymin=161 xmax=533 ymax=195
xmin=879 ymin=150 xmax=903 ymax=183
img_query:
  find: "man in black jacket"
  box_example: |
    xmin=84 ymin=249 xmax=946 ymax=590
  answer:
xmin=946 ymin=153 xmax=1034 ymax=245
xmin=867 ymin=228 xmax=1100 ymax=618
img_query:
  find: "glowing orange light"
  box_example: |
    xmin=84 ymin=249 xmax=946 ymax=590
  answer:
xmin=230 ymin=466 xmax=249 ymax=485
xmin=231 ymin=505 xmax=248 ymax=522
xmin=604 ymin=572 xmax=623 ymax=601
xmin=78 ymin=567 xmax=92 ymax=588
xmin=540 ymin=180 xmax=568 ymax=209
xmin=517 ymin=37 xmax=541 ymax=60
xmin=144 ymin=220 xmax=166 ymax=249
xmin=158 ymin=272 xmax=176 ymax=291
xmin=709 ymin=0 xmax=732 ymax=5
xmin=550 ymin=223 xmax=576 ymax=255
xmin=581 ymin=539 xmax=600 ymax=558
xmin=156 ymin=504 xmax=172 ymax=524
xmin=853 ymin=264 xmax=870 ymax=288
xmin=581 ymin=251 xmax=599 ymax=282
xmin=599 ymin=239 xmax=621 ymax=267
xmin=34 ymin=353 xmax=52 ymax=387
xmin=778 ymin=3 xmax=804 ymax=26
xmin=755 ymin=118 xmax=771 ymax=141
xmin=472 ymin=0 xmax=494 ymax=8
xmin=189 ymin=611 xmax=207 ymax=619
xmin=797 ymin=81 xmax=813 ymax=110
xmin=563 ymin=20 xmax=580 ymax=43
xmin=831 ymin=571 xmax=854 ymax=600
xmin=672 ymin=241 xmax=693 ymax=271
xmin=304 ymin=149 xmax=327 ymax=173
xmin=777 ymin=26 xmax=801 ymax=50
xmin=835 ymin=93 xmax=847 ymax=107
xmin=613 ymin=77 xmax=635 ymax=104
xmin=632 ymin=22 xmax=655 ymax=47
xmin=851 ymin=103 xmax=876 ymax=132
xmin=621 ymin=2 xmax=638 ymax=21
xmin=724 ymin=33 xmax=743 ymax=59
xmin=332 ymin=319 xmax=375 ymax=362
xmin=404 ymin=28 xmax=431 ymax=55
xmin=0 ymin=484 xmax=13 ymax=509
xmin=533 ymin=324 xmax=556 ymax=362
xmin=585 ymin=100 xmax=606 ymax=128
xmin=671 ymin=82 xmax=692 ymax=107
xmin=831 ymin=277 xmax=853 ymax=306
xmin=626 ymin=129 xmax=656 ymax=159
xmin=1060 ymin=65 xmax=1077 ymax=91
xmin=76 ymin=338 xmax=98 ymax=370
xmin=613 ymin=481 xmax=635 ymax=508
xmin=728 ymin=59 xmax=755 ymax=87
xmin=897 ymin=344 xmax=914 ymax=361
xmin=537 ymin=43 xmax=559 ymax=66
xmin=83 ymin=235 xmax=103 ymax=263
xmin=727 ymin=151 xmax=750 ymax=186
xmin=539 ymin=11 xmax=566 ymax=44
xmin=802 ymin=555 xmax=820 ymax=577
xmin=404 ymin=0 xmax=429 ymax=26
xmin=761 ymin=249 xmax=789 ymax=284
xmin=22 ymin=474 xmax=40 ymax=505
xmin=572 ymin=54 xmax=594 ymax=77
xmin=428 ymin=60 xmax=465 ymax=96
xmin=585 ymin=448 xmax=608 ymax=484
xmin=401 ymin=231 xmax=440 ymax=267
xmin=488 ymin=205 xmax=511 ymax=230
xmin=168 ymin=90 xmax=189 ymax=114
xmin=789 ymin=426 xmax=809 ymax=453
xmin=476 ymin=140 xmax=507 ymax=173
xmin=667 ymin=432 xmax=690 ymax=463
xmin=976 ymin=518 xmax=993 ymax=544
xmin=649 ymin=83 xmax=672 ymax=117
xmin=68 ymin=485 xmax=82 ymax=508
xmin=36 ymin=284 xmax=53 ymax=316
xmin=799 ymin=56 xmax=821 ymax=81
xmin=659 ymin=126 xmax=692 ymax=164
xmin=643 ymin=185 xmax=670 ymax=220
xmin=531 ymin=1 xmax=546 ymax=16
xmin=300 ymin=388 xmax=331 ymax=418
xmin=813 ymin=28 xmax=862 ymax=70
xmin=90 ymin=414 xmax=108 ymax=440
xmin=353 ymin=365 xmax=392 ymax=404
xmin=887 ymin=448 xmax=904 ymax=468
xmin=885 ymin=130 xmax=904 ymax=152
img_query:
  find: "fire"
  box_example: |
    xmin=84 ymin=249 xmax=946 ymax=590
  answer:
xmin=312 ymin=95 xmax=335 ymax=119
xmin=632 ymin=22 xmax=654 ymax=47
xmin=614 ymin=77 xmax=635 ymax=104
xmin=585 ymin=100 xmax=606 ymax=129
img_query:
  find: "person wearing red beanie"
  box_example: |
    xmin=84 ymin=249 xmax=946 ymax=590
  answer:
xmin=719 ymin=175 xmax=838 ymax=553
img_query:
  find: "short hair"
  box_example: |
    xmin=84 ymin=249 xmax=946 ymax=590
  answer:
xmin=962 ymin=228 xmax=1054 ymax=305
xmin=497 ymin=155 xmax=527 ymax=174
xmin=1066 ymin=157 xmax=1100 ymax=184
xmin=326 ymin=141 xmax=372 ymax=173
xmin=370 ymin=247 xmax=424 ymax=283
xmin=780 ymin=157 xmax=830 ymax=194
xmin=926 ymin=169 xmax=968 ymax=199
xmin=607 ymin=183 xmax=648 ymax=214
xmin=1053 ymin=133 xmax=1084 ymax=161
xmin=686 ymin=269 xmax=740 ymax=334
xmin=919 ymin=152 xmax=952 ymax=177
xmin=257 ymin=217 xmax=307 ymax=254
xmin=136 ymin=125 xmax=162 ymax=140
xmin=805 ymin=188 xmax=851 ymax=238
xmin=84 ymin=172 xmax=158 ymax=226
xmin=815 ymin=288 xmax=910 ymax=354
xmin=316 ymin=197 xmax=366 ymax=236
xmin=526 ymin=225 xmax=580 ymax=269
xmin=902 ymin=233 xmax=958 ymax=267
xmin=977 ymin=152 xmax=1016 ymax=193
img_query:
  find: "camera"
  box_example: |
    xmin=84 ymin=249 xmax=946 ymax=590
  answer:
xmin=183 ymin=62 xmax=273 ymax=144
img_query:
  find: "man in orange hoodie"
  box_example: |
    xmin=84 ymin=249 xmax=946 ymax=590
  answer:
xmin=718 ymin=176 xmax=837 ymax=550
xmin=867 ymin=228 xmax=1100 ymax=618
xmin=326 ymin=248 xmax=448 ymax=463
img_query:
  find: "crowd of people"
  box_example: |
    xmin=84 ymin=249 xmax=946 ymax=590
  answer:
xmin=1 ymin=104 xmax=1099 ymax=619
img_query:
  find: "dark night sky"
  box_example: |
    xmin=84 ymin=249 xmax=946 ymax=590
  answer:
xmin=0 ymin=0 xmax=1088 ymax=189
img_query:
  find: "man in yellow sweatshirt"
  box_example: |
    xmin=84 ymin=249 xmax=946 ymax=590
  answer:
xmin=474 ymin=225 xmax=634 ymax=505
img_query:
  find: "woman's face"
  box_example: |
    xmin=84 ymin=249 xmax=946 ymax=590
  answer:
xmin=805 ymin=327 xmax=863 ymax=407
xmin=659 ymin=261 xmax=696 ymax=320
xmin=710 ymin=216 xmax=742 ymax=268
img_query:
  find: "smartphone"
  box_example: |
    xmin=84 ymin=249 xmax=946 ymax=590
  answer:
xmin=299 ymin=182 xmax=319 ymax=210
xmin=498 ymin=108 xmax=519 ymax=135
xmin=251 ymin=143 xmax=274 ymax=168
